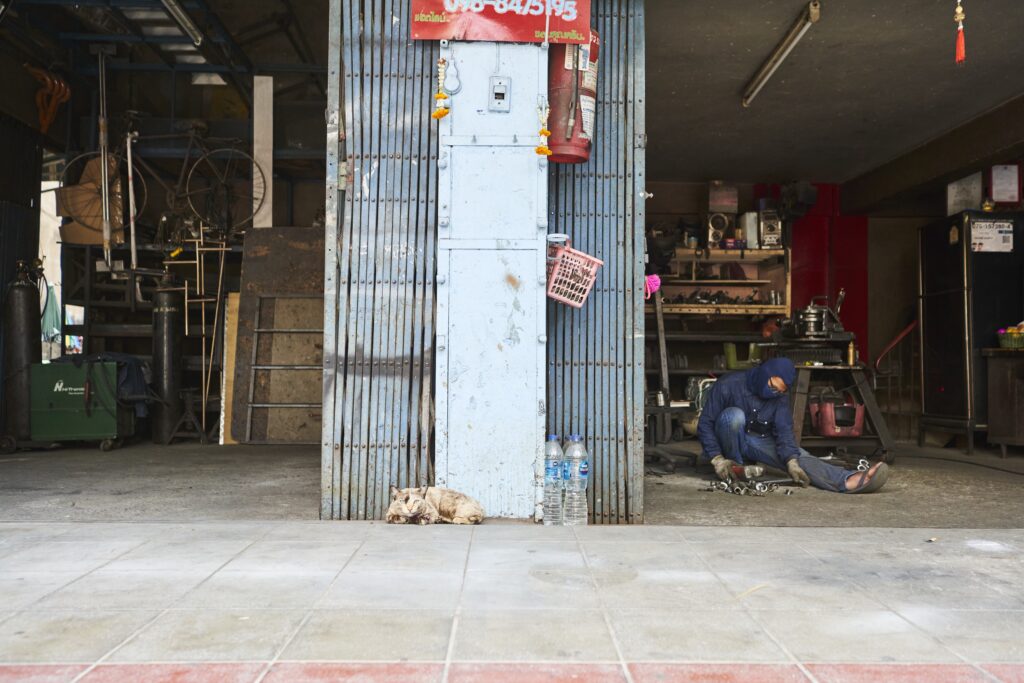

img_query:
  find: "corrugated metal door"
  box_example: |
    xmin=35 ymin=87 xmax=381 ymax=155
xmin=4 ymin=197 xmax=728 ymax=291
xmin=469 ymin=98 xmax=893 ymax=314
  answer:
xmin=322 ymin=0 xmax=439 ymax=520
xmin=323 ymin=0 xmax=645 ymax=522
xmin=547 ymin=0 xmax=647 ymax=524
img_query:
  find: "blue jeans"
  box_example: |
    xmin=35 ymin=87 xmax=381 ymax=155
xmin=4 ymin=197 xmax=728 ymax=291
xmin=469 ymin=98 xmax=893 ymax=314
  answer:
xmin=714 ymin=407 xmax=854 ymax=493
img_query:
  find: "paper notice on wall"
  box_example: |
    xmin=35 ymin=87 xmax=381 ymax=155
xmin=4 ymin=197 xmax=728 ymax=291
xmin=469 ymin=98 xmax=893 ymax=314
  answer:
xmin=582 ymin=56 xmax=598 ymax=91
xmin=971 ymin=220 xmax=1014 ymax=253
xmin=580 ymin=95 xmax=596 ymax=140
xmin=992 ymin=165 xmax=1020 ymax=203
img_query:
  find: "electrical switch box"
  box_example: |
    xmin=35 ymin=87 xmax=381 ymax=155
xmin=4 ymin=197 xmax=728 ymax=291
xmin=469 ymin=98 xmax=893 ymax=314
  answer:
xmin=488 ymin=76 xmax=511 ymax=113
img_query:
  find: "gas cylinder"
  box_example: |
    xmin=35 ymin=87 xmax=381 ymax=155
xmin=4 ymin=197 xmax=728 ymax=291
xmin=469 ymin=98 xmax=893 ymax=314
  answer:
xmin=2 ymin=272 xmax=42 ymax=441
xmin=152 ymin=281 xmax=184 ymax=444
xmin=548 ymin=31 xmax=600 ymax=164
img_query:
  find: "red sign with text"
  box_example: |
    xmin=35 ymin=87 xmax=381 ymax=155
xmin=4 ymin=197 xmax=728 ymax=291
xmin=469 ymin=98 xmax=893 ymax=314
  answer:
xmin=412 ymin=0 xmax=591 ymax=44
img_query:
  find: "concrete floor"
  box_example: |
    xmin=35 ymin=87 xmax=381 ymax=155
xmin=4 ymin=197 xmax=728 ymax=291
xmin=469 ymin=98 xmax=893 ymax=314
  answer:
xmin=1 ymin=443 xmax=1023 ymax=681
xmin=2 ymin=441 xmax=1023 ymax=527
xmin=0 ymin=522 xmax=1022 ymax=682
xmin=0 ymin=444 xmax=319 ymax=522
xmin=645 ymin=443 xmax=1024 ymax=528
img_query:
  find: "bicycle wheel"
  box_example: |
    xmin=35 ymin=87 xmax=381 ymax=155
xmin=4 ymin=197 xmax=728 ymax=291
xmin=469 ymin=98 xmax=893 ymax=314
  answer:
xmin=58 ymin=151 xmax=148 ymax=233
xmin=185 ymin=147 xmax=266 ymax=234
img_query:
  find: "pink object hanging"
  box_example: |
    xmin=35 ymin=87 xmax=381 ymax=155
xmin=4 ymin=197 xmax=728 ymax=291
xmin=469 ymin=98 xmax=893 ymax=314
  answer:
xmin=546 ymin=237 xmax=603 ymax=308
xmin=645 ymin=274 xmax=662 ymax=300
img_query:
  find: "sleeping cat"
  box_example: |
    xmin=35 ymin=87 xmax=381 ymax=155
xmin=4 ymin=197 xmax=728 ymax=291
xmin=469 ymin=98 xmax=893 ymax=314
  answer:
xmin=386 ymin=485 xmax=485 ymax=525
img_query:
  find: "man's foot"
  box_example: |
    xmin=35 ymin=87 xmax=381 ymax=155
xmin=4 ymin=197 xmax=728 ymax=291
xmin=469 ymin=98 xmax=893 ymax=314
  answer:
xmin=844 ymin=461 xmax=889 ymax=493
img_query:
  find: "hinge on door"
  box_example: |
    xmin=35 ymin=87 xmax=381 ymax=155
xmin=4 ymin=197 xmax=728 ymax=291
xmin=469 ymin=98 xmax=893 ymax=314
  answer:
xmin=635 ymin=133 xmax=647 ymax=149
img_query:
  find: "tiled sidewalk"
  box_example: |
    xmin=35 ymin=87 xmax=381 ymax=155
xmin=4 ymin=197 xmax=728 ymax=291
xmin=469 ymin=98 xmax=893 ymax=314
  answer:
xmin=0 ymin=522 xmax=1022 ymax=682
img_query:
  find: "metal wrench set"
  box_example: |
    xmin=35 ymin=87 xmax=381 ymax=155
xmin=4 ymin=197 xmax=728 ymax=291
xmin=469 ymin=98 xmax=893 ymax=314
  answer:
xmin=701 ymin=459 xmax=871 ymax=497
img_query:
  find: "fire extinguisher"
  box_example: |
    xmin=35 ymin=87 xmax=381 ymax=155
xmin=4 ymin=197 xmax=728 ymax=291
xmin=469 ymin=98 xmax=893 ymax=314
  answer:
xmin=548 ymin=30 xmax=600 ymax=164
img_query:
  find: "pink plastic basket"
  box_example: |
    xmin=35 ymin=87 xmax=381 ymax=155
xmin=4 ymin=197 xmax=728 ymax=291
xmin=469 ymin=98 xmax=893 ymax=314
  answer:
xmin=546 ymin=237 xmax=604 ymax=308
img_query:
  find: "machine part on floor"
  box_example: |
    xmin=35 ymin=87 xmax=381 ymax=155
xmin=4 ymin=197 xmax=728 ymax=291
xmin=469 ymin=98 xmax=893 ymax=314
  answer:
xmin=30 ymin=361 xmax=134 ymax=446
xmin=2 ymin=260 xmax=43 ymax=442
xmin=702 ymin=479 xmax=789 ymax=497
xmin=152 ymin=281 xmax=184 ymax=445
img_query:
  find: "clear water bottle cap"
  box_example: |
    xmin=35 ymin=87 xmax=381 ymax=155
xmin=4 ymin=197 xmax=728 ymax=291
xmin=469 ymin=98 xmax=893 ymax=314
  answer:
xmin=569 ymin=434 xmax=582 ymax=441
xmin=546 ymin=434 xmax=559 ymax=441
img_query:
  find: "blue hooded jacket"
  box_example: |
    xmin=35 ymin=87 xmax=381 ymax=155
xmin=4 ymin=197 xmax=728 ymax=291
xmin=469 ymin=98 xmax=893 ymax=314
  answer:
xmin=696 ymin=358 xmax=800 ymax=462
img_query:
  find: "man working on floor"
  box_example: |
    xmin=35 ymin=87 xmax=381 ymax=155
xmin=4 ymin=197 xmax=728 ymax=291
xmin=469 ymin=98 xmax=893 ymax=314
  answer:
xmin=697 ymin=357 xmax=889 ymax=493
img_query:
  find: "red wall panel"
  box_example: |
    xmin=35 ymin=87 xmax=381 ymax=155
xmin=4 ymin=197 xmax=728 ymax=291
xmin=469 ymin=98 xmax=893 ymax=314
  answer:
xmin=830 ymin=215 xmax=870 ymax=356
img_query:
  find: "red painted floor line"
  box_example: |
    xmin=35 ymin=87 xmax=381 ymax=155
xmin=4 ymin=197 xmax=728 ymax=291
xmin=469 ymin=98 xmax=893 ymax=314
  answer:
xmin=629 ymin=663 xmax=809 ymax=683
xmin=0 ymin=665 xmax=90 ymax=683
xmin=263 ymin=662 xmax=445 ymax=683
xmin=982 ymin=664 xmax=1024 ymax=683
xmin=449 ymin=663 xmax=626 ymax=682
xmin=806 ymin=663 xmax=992 ymax=683
xmin=80 ymin=663 xmax=267 ymax=683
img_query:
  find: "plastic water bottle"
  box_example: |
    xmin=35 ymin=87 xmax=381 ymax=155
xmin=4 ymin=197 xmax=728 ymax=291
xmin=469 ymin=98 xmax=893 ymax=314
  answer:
xmin=543 ymin=435 xmax=564 ymax=526
xmin=562 ymin=435 xmax=589 ymax=526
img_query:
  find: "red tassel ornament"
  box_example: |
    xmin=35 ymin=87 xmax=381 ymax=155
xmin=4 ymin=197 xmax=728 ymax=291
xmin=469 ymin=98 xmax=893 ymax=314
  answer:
xmin=955 ymin=2 xmax=966 ymax=64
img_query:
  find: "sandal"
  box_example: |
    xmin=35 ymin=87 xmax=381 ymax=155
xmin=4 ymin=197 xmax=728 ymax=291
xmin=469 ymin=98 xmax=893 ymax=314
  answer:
xmin=846 ymin=461 xmax=890 ymax=494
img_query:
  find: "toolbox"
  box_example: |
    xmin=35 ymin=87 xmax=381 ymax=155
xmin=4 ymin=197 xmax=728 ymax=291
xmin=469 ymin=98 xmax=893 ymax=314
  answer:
xmin=30 ymin=361 xmax=134 ymax=449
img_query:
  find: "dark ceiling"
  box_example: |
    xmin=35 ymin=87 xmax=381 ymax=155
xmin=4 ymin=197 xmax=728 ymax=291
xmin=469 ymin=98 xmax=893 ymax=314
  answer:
xmin=646 ymin=0 xmax=1024 ymax=184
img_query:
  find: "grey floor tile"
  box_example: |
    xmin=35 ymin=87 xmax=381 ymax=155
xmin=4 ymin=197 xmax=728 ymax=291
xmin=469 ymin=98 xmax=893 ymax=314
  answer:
xmin=467 ymin=541 xmax=585 ymax=573
xmin=581 ymin=541 xmax=706 ymax=572
xmin=34 ymin=571 xmax=209 ymax=610
xmin=899 ymin=608 xmax=1024 ymax=662
xmin=47 ymin=523 xmax=171 ymax=544
xmin=723 ymin=575 xmax=889 ymax=611
xmin=0 ymin=524 xmax=76 ymax=545
xmin=179 ymin=571 xmax=335 ymax=609
xmin=365 ymin=523 xmax=475 ymax=543
xmin=318 ymin=570 xmax=463 ymax=610
xmin=347 ymin=540 xmax=469 ymax=573
xmin=453 ymin=609 xmax=616 ymax=662
xmin=461 ymin=569 xmax=599 ymax=610
xmin=102 ymin=539 xmax=253 ymax=573
xmin=0 ymin=572 xmax=83 ymax=609
xmin=608 ymin=608 xmax=788 ymax=662
xmin=260 ymin=521 xmax=371 ymax=542
xmin=593 ymin=569 xmax=739 ymax=609
xmin=219 ymin=540 xmax=360 ymax=575
xmin=156 ymin=522 xmax=273 ymax=543
xmin=0 ymin=610 xmax=157 ymax=663
xmin=575 ymin=525 xmax=688 ymax=543
xmin=110 ymin=609 xmax=305 ymax=662
xmin=473 ymin=523 xmax=575 ymax=542
xmin=281 ymin=609 xmax=452 ymax=661
xmin=756 ymin=609 xmax=960 ymax=662
xmin=0 ymin=541 xmax=144 ymax=574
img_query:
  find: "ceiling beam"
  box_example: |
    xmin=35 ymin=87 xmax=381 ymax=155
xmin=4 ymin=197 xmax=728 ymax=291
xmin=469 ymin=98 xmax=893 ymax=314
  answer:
xmin=842 ymin=93 xmax=1024 ymax=215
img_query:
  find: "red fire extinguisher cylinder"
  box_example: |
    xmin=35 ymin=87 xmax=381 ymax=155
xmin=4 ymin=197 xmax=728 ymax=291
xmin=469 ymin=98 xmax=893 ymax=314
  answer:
xmin=548 ymin=31 xmax=600 ymax=164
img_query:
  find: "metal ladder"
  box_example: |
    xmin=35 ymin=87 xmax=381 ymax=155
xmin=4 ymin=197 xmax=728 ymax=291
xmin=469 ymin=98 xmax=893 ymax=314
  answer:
xmin=244 ymin=294 xmax=324 ymax=444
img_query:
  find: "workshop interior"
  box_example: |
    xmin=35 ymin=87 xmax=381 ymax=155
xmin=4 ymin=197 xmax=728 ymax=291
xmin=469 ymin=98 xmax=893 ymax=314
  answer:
xmin=2 ymin=0 xmax=1024 ymax=524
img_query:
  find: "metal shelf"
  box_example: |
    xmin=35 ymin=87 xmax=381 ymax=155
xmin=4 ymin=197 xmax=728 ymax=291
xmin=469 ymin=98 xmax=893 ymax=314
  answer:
xmin=675 ymin=248 xmax=787 ymax=263
xmin=651 ymin=304 xmax=789 ymax=316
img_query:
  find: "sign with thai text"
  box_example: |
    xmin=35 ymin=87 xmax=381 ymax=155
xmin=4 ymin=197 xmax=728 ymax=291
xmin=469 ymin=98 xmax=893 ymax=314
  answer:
xmin=412 ymin=0 xmax=591 ymax=44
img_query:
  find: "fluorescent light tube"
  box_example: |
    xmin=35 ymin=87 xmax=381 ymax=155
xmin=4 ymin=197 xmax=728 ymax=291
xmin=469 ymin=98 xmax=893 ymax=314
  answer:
xmin=743 ymin=1 xmax=821 ymax=107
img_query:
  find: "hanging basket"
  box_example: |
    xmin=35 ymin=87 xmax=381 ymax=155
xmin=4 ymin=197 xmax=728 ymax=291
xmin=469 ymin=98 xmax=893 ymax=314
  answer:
xmin=546 ymin=235 xmax=603 ymax=308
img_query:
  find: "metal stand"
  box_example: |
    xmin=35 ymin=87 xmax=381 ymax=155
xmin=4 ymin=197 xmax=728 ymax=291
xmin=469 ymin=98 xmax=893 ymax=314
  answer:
xmin=790 ymin=364 xmax=896 ymax=461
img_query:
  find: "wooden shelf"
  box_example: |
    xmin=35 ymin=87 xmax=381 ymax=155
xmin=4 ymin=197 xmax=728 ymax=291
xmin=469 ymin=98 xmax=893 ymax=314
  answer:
xmin=651 ymin=304 xmax=789 ymax=316
xmin=675 ymin=248 xmax=787 ymax=263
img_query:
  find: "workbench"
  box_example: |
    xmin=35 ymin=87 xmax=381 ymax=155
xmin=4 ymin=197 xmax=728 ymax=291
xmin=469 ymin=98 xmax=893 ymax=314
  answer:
xmin=982 ymin=349 xmax=1024 ymax=458
xmin=790 ymin=363 xmax=896 ymax=461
